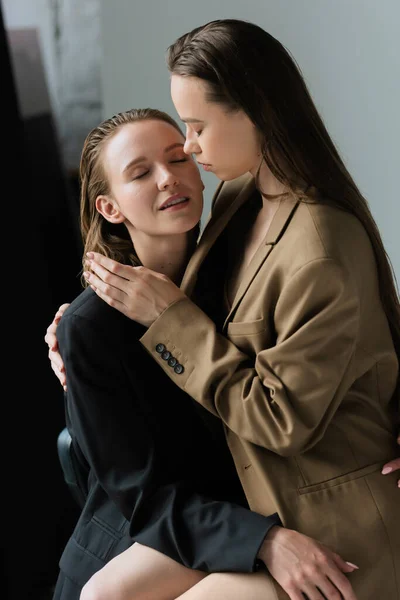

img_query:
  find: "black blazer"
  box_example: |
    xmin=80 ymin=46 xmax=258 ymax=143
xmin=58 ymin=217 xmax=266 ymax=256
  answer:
xmin=55 ymin=287 xmax=279 ymax=594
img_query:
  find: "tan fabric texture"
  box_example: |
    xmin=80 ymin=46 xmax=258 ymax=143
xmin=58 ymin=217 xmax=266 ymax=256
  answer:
xmin=141 ymin=174 xmax=400 ymax=598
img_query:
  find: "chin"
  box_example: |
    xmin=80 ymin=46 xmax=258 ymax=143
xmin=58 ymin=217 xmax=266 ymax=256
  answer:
xmin=215 ymin=165 xmax=250 ymax=182
xmin=175 ymin=213 xmax=202 ymax=234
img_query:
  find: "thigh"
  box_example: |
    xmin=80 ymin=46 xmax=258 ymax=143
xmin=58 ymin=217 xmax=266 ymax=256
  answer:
xmin=175 ymin=571 xmax=280 ymax=600
xmin=81 ymin=542 xmax=207 ymax=600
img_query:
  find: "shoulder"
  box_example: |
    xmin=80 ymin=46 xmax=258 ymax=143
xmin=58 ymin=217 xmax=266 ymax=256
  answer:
xmin=283 ymin=200 xmax=374 ymax=271
xmin=61 ymin=287 xmax=144 ymax=340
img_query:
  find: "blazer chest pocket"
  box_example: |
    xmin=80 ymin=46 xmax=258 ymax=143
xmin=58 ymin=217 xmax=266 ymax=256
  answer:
xmin=227 ymin=318 xmax=266 ymax=337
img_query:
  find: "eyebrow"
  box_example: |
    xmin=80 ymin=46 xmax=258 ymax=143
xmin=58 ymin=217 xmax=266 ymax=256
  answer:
xmin=181 ymin=118 xmax=204 ymax=124
xmin=122 ymin=142 xmax=184 ymax=173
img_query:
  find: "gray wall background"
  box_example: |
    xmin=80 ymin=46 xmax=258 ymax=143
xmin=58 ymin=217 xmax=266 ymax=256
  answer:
xmin=3 ymin=0 xmax=102 ymax=171
xmin=100 ymin=0 xmax=400 ymax=279
xmin=3 ymin=0 xmax=399 ymax=278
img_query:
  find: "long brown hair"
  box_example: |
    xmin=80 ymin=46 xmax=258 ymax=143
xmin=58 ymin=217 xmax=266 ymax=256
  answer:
xmin=167 ymin=18 xmax=400 ymax=357
xmin=79 ymin=107 xmax=199 ymax=286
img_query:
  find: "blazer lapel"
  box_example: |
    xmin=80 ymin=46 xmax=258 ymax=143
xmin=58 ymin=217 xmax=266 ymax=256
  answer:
xmin=223 ymin=194 xmax=300 ymax=329
xmin=181 ymin=174 xmax=255 ymax=296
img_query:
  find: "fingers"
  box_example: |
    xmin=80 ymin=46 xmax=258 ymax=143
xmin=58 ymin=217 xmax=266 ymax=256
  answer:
xmin=49 ymin=352 xmax=67 ymax=389
xmin=84 ymin=269 xmax=127 ymax=306
xmin=57 ymin=303 xmax=71 ymax=315
xmin=45 ymin=320 xmax=59 ymax=350
xmin=283 ymin=554 xmax=357 ymax=600
xmin=326 ymin=569 xmax=357 ymax=600
xmin=84 ymin=257 xmax=131 ymax=298
xmin=330 ymin=555 xmax=359 ymax=600
xmin=312 ymin=576 xmax=344 ymax=600
xmin=285 ymin=570 xmax=348 ymax=600
xmin=48 ymin=346 xmax=65 ymax=373
xmin=44 ymin=303 xmax=70 ymax=349
xmin=88 ymin=282 xmax=128 ymax=316
xmin=331 ymin=552 xmax=358 ymax=574
xmin=284 ymin=589 xmax=304 ymax=600
xmin=382 ymin=457 xmax=400 ymax=474
xmin=382 ymin=457 xmax=400 ymax=487
xmin=298 ymin=582 xmax=326 ymax=600
xmin=44 ymin=303 xmax=70 ymax=391
xmin=86 ymin=252 xmax=133 ymax=279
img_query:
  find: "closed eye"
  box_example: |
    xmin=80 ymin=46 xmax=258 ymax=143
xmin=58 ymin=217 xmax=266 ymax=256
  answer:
xmin=132 ymin=170 xmax=149 ymax=180
xmin=170 ymin=158 xmax=188 ymax=163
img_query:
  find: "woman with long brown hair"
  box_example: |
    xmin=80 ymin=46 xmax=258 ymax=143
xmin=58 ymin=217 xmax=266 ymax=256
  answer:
xmin=47 ymin=19 xmax=399 ymax=600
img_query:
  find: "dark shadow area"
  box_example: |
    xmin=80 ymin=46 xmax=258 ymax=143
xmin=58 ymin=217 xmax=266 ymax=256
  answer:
xmin=1 ymin=5 xmax=82 ymax=598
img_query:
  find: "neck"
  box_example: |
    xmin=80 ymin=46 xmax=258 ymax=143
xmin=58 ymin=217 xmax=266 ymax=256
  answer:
xmin=129 ymin=231 xmax=192 ymax=284
xmin=250 ymin=159 xmax=288 ymax=208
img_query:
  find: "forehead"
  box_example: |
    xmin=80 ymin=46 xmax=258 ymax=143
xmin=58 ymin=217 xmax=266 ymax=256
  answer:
xmin=170 ymin=75 xmax=212 ymax=116
xmin=102 ymin=120 xmax=184 ymax=171
xmin=108 ymin=120 xmax=183 ymax=154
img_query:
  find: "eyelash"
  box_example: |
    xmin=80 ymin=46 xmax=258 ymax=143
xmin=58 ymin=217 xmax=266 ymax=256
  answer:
xmin=133 ymin=171 xmax=149 ymax=180
xmin=132 ymin=159 xmax=188 ymax=180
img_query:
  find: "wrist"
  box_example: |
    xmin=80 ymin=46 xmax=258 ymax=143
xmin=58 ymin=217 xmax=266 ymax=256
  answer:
xmin=257 ymin=525 xmax=281 ymax=562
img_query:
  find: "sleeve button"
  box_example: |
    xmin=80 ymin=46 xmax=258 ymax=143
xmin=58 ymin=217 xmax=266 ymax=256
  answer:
xmin=174 ymin=364 xmax=184 ymax=375
xmin=155 ymin=343 xmax=165 ymax=353
xmin=161 ymin=350 xmax=171 ymax=361
xmin=168 ymin=357 xmax=177 ymax=367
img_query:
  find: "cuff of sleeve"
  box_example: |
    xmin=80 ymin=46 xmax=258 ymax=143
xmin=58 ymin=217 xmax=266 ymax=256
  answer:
xmin=253 ymin=512 xmax=282 ymax=572
xmin=140 ymin=297 xmax=205 ymax=388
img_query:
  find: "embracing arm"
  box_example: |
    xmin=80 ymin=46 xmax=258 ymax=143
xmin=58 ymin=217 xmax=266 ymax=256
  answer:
xmin=46 ymin=298 xmax=362 ymax=599
xmin=141 ymin=259 xmax=362 ymax=455
xmin=75 ymin=251 xmax=400 ymax=463
xmin=57 ymin=310 xmax=278 ymax=574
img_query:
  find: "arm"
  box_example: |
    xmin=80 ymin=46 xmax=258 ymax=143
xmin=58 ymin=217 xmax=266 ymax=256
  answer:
xmin=142 ymin=259 xmax=360 ymax=455
xmin=47 ymin=301 xmax=361 ymax=599
xmin=57 ymin=310 xmax=277 ymax=574
xmin=82 ymin=254 xmax=400 ymax=461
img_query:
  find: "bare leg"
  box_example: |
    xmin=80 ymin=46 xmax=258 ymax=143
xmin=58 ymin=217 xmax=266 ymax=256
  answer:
xmin=175 ymin=571 xmax=281 ymax=600
xmin=80 ymin=542 xmax=207 ymax=600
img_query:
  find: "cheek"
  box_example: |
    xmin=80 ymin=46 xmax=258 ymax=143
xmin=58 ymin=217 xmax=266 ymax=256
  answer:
xmin=121 ymin=187 xmax=151 ymax=214
xmin=185 ymin=164 xmax=203 ymax=188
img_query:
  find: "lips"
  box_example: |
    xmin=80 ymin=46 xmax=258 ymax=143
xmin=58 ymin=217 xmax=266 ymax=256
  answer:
xmin=159 ymin=195 xmax=189 ymax=210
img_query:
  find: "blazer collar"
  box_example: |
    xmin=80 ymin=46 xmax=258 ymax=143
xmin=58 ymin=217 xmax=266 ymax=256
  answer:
xmin=181 ymin=174 xmax=300 ymax=316
xmin=180 ymin=173 xmax=255 ymax=296
xmin=223 ymin=193 xmax=299 ymax=328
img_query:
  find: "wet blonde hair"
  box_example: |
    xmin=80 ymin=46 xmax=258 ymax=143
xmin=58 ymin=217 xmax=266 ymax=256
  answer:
xmin=79 ymin=107 xmax=200 ymax=286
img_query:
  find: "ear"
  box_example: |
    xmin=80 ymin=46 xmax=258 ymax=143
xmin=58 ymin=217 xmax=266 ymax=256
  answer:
xmin=95 ymin=195 xmax=125 ymax=224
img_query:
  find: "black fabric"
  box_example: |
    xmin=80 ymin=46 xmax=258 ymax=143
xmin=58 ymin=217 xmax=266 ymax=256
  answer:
xmin=57 ymin=427 xmax=89 ymax=508
xmin=194 ymin=190 xmax=262 ymax=333
xmin=53 ymin=572 xmax=82 ymax=600
xmin=54 ymin=287 xmax=280 ymax=597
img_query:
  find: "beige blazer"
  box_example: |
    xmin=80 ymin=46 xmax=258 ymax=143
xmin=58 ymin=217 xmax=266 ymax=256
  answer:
xmin=142 ymin=174 xmax=400 ymax=598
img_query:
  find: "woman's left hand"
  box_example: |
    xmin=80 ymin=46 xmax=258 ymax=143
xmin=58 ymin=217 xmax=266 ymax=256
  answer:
xmin=84 ymin=252 xmax=186 ymax=328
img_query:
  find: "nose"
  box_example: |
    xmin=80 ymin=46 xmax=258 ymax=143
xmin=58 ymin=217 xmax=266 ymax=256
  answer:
xmin=184 ymin=128 xmax=200 ymax=155
xmin=157 ymin=165 xmax=179 ymax=191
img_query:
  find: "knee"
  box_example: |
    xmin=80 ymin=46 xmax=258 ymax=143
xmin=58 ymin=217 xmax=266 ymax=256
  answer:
xmin=80 ymin=573 xmax=108 ymax=600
